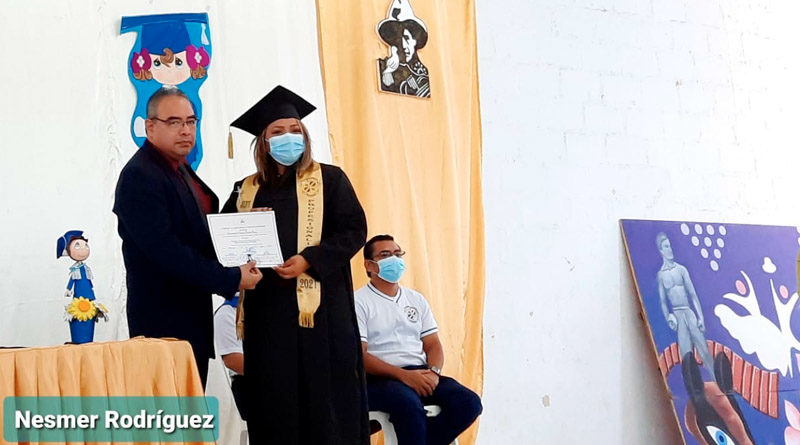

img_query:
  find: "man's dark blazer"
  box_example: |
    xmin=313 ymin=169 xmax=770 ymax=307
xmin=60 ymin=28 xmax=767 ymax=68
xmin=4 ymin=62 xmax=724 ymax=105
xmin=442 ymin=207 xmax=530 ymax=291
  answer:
xmin=113 ymin=141 xmax=240 ymax=364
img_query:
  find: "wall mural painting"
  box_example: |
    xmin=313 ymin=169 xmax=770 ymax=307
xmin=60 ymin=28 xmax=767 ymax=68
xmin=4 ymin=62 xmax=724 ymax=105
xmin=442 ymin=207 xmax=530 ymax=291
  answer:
xmin=121 ymin=13 xmax=211 ymax=170
xmin=622 ymin=219 xmax=800 ymax=445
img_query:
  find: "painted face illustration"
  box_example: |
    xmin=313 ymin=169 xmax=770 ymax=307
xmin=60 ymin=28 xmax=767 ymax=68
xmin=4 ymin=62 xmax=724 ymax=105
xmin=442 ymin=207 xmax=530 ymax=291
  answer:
xmin=68 ymin=239 xmax=90 ymax=262
xmin=149 ymin=50 xmax=191 ymax=86
xmin=659 ymin=238 xmax=674 ymax=260
xmin=401 ymin=28 xmax=417 ymax=62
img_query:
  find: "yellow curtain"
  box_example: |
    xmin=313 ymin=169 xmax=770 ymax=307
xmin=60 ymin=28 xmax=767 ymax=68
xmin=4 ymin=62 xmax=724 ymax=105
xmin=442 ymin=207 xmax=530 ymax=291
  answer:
xmin=315 ymin=1 xmax=485 ymax=443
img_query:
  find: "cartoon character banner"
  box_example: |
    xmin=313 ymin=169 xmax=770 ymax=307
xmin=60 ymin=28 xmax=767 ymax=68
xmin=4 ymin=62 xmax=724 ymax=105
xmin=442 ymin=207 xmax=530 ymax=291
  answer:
xmin=621 ymin=219 xmax=800 ymax=445
xmin=120 ymin=13 xmax=212 ymax=170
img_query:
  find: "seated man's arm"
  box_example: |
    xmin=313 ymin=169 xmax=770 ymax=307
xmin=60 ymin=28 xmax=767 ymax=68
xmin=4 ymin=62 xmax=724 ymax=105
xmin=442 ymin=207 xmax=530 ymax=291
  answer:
xmin=419 ymin=295 xmax=442 ymax=386
xmin=422 ymin=333 xmax=444 ymax=370
xmin=214 ymin=306 xmax=244 ymax=375
xmin=222 ymin=353 xmax=244 ymax=375
xmin=362 ymin=342 xmax=436 ymax=397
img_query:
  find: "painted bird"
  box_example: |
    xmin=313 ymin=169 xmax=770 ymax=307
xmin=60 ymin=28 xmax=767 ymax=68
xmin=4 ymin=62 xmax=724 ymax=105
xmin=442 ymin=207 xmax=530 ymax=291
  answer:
xmin=382 ymin=46 xmax=400 ymax=86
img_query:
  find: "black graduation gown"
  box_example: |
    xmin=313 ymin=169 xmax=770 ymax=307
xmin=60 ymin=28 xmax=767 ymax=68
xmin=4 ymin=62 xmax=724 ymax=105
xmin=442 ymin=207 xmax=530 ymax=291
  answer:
xmin=221 ymin=163 xmax=370 ymax=445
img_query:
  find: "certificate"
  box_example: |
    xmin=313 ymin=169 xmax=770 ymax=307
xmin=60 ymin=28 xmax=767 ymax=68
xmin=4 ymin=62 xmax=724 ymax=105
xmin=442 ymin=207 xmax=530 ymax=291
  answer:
xmin=206 ymin=212 xmax=284 ymax=267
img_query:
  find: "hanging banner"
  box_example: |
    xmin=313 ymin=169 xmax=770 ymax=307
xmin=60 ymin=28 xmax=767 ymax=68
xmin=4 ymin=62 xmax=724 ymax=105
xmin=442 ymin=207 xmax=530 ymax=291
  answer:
xmin=120 ymin=13 xmax=212 ymax=170
xmin=316 ymin=0 xmax=485 ymax=443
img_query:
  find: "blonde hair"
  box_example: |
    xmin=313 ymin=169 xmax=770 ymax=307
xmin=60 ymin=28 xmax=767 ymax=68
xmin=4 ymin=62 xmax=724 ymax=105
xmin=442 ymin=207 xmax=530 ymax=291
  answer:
xmin=252 ymin=121 xmax=314 ymax=187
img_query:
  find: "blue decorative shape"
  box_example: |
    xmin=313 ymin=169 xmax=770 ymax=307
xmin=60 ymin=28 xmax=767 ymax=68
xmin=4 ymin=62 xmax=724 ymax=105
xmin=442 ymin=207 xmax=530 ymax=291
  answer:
xmin=121 ymin=13 xmax=212 ymax=170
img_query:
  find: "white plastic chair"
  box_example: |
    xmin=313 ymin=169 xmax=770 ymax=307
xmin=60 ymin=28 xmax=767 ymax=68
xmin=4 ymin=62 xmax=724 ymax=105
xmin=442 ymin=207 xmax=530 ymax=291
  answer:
xmin=221 ymin=360 xmax=248 ymax=445
xmin=368 ymin=405 xmax=459 ymax=445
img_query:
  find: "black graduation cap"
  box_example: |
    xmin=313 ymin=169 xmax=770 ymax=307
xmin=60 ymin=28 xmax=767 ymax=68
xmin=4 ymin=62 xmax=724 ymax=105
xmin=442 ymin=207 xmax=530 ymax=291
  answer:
xmin=230 ymin=85 xmax=316 ymax=136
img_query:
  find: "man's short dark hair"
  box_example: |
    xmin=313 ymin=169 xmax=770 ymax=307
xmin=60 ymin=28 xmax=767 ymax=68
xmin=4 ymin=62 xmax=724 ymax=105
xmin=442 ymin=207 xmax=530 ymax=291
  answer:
xmin=364 ymin=234 xmax=395 ymax=260
xmin=146 ymin=87 xmax=192 ymax=119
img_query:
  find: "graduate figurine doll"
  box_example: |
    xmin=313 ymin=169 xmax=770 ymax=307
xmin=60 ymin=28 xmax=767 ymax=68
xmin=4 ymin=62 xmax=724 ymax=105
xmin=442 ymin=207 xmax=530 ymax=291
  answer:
xmin=57 ymin=230 xmax=108 ymax=344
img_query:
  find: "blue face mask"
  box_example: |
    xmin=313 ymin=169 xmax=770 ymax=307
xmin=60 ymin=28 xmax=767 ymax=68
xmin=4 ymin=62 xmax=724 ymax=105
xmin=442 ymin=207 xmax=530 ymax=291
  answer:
xmin=375 ymin=256 xmax=406 ymax=283
xmin=268 ymin=132 xmax=305 ymax=166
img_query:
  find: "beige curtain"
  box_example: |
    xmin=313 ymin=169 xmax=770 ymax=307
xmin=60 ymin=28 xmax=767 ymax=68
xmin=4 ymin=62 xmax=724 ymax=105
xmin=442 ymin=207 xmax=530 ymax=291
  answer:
xmin=315 ymin=1 xmax=485 ymax=443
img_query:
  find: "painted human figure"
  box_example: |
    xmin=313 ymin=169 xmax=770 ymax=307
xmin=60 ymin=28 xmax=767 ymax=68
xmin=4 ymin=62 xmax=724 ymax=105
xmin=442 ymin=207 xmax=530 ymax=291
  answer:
xmin=57 ymin=230 xmax=95 ymax=302
xmin=656 ymin=232 xmax=714 ymax=377
xmin=377 ymin=0 xmax=431 ymax=98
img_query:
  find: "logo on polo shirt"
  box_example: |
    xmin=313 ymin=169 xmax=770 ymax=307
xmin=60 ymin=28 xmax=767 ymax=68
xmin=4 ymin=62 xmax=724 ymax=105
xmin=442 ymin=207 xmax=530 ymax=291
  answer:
xmin=404 ymin=306 xmax=419 ymax=322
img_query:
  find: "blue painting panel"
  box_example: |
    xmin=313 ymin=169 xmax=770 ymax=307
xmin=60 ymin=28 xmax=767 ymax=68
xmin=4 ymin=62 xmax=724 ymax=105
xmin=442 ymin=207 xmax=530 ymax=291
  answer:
xmin=622 ymin=219 xmax=800 ymax=445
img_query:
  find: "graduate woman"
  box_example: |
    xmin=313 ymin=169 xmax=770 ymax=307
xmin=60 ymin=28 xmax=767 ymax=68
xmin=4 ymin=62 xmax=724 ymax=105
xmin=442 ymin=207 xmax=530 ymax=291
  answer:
xmin=222 ymin=86 xmax=370 ymax=444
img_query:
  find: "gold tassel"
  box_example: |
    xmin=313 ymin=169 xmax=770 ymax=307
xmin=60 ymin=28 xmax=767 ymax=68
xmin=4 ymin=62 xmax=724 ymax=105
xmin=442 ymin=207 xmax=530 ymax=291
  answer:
xmin=227 ymin=128 xmax=234 ymax=159
xmin=235 ymin=289 xmax=246 ymax=339
xmin=236 ymin=320 xmax=245 ymax=339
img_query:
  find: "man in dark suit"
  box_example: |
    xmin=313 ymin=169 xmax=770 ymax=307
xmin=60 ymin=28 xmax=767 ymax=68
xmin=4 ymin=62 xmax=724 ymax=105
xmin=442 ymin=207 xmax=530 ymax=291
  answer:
xmin=114 ymin=88 xmax=262 ymax=388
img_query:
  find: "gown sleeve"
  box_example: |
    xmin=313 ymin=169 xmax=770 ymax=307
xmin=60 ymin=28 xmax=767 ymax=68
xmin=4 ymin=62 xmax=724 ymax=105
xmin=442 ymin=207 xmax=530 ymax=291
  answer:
xmin=299 ymin=166 xmax=367 ymax=280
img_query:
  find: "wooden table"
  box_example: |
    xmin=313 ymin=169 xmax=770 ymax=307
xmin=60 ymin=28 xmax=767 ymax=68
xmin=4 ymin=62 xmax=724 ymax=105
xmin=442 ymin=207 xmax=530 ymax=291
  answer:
xmin=0 ymin=337 xmax=205 ymax=444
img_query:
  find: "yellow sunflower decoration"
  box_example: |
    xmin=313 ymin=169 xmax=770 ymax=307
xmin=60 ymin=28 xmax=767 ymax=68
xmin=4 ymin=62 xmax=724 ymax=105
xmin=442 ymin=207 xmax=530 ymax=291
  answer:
xmin=67 ymin=297 xmax=97 ymax=322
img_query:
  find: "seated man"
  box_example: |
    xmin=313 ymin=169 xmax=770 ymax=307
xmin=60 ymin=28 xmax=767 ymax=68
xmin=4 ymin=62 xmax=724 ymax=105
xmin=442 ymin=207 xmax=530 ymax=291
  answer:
xmin=355 ymin=234 xmax=482 ymax=445
xmin=213 ymin=295 xmax=247 ymax=420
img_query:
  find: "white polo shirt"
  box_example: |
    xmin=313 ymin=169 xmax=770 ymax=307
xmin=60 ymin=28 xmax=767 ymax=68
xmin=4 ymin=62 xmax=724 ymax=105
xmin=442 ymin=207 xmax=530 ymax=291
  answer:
xmin=213 ymin=303 xmax=242 ymax=378
xmin=354 ymin=282 xmax=439 ymax=368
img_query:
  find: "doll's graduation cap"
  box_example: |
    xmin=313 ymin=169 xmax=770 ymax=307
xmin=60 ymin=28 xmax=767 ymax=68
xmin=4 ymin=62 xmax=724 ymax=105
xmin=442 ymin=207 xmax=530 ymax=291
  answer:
xmin=140 ymin=20 xmax=191 ymax=54
xmin=230 ymin=86 xmax=316 ymax=136
xmin=57 ymin=230 xmax=85 ymax=258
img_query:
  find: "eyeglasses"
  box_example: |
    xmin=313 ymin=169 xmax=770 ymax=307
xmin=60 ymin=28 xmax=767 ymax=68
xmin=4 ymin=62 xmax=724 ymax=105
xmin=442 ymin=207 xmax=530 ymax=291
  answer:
xmin=372 ymin=250 xmax=406 ymax=261
xmin=150 ymin=117 xmax=199 ymax=130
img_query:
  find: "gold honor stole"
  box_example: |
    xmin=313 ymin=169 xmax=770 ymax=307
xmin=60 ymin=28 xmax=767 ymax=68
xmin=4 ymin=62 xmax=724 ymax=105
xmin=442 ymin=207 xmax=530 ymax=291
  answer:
xmin=234 ymin=163 xmax=324 ymax=338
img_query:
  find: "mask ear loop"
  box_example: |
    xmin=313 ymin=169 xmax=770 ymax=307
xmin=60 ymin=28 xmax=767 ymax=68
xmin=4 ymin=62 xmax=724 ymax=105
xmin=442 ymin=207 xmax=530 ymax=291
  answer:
xmin=368 ymin=259 xmax=380 ymax=271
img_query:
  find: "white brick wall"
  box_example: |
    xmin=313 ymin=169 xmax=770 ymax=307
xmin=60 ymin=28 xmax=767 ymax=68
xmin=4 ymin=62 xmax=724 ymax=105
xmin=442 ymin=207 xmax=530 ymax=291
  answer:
xmin=477 ymin=1 xmax=800 ymax=443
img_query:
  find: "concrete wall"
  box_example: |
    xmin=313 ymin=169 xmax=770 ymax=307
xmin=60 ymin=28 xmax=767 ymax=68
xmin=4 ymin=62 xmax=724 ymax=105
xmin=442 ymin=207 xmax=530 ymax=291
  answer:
xmin=476 ymin=0 xmax=800 ymax=443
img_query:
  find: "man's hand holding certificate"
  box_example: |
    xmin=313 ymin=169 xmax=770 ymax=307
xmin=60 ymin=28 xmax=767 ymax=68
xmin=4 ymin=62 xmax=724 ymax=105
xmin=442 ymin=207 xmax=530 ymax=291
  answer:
xmin=207 ymin=211 xmax=285 ymax=268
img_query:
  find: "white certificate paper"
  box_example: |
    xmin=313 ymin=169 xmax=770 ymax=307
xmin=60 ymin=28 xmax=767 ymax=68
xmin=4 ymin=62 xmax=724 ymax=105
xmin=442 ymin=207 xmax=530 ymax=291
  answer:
xmin=207 ymin=212 xmax=284 ymax=267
